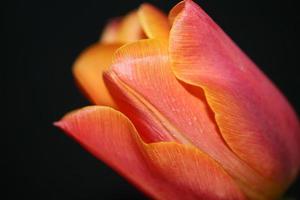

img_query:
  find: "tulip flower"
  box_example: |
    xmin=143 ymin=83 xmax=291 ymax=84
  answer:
xmin=55 ymin=1 xmax=300 ymax=199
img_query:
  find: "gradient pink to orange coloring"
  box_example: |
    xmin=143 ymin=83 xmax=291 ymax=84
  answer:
xmin=55 ymin=1 xmax=300 ymax=199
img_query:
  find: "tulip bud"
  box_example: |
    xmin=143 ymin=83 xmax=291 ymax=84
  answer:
xmin=55 ymin=1 xmax=300 ymax=199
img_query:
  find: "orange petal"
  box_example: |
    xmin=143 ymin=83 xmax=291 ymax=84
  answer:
xmin=100 ymin=18 xmax=122 ymax=43
xmin=55 ymin=106 xmax=245 ymax=200
xmin=138 ymin=3 xmax=170 ymax=39
xmin=169 ymin=0 xmax=300 ymax=187
xmin=145 ymin=143 xmax=246 ymax=200
xmin=100 ymin=11 xmax=145 ymax=44
xmin=73 ymin=43 xmax=121 ymax=108
xmin=168 ymin=0 xmax=185 ymax=24
xmin=117 ymin=11 xmax=145 ymax=43
xmin=54 ymin=106 xmax=159 ymax=198
xmin=104 ymin=39 xmax=279 ymax=199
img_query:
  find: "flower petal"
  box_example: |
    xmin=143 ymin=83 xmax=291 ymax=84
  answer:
xmin=105 ymin=39 xmax=279 ymax=199
xmin=145 ymin=142 xmax=246 ymax=200
xmin=116 ymin=11 xmax=145 ymax=43
xmin=169 ymin=0 xmax=300 ymax=185
xmin=100 ymin=10 xmax=145 ymax=43
xmin=104 ymin=70 xmax=177 ymax=143
xmin=138 ymin=3 xmax=170 ymax=39
xmin=55 ymin=106 xmax=245 ymax=200
xmin=73 ymin=43 xmax=121 ymax=108
xmin=100 ymin=18 xmax=122 ymax=43
xmin=168 ymin=0 xmax=185 ymax=24
xmin=54 ymin=106 xmax=159 ymax=198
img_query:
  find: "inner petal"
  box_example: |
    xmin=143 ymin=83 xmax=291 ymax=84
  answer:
xmin=73 ymin=43 xmax=121 ymax=108
xmin=138 ymin=3 xmax=171 ymax=39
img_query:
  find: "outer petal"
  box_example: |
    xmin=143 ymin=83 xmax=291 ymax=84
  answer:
xmin=55 ymin=106 xmax=245 ymax=200
xmin=55 ymin=106 xmax=158 ymax=198
xmin=73 ymin=43 xmax=121 ymax=108
xmin=169 ymin=0 xmax=300 ymax=186
xmin=104 ymin=39 xmax=279 ymax=199
xmin=138 ymin=3 xmax=170 ymax=39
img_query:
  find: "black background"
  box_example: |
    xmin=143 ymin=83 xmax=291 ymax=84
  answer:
xmin=3 ymin=0 xmax=300 ymax=199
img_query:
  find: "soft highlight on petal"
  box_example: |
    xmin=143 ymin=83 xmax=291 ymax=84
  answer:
xmin=138 ymin=3 xmax=170 ymax=39
xmin=55 ymin=106 xmax=245 ymax=200
xmin=169 ymin=0 xmax=300 ymax=189
xmin=73 ymin=43 xmax=121 ymax=108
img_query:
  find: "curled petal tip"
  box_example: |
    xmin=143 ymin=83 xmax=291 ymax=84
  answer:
xmin=100 ymin=18 xmax=122 ymax=43
xmin=138 ymin=3 xmax=170 ymax=39
xmin=53 ymin=121 xmax=62 ymax=130
xmin=53 ymin=121 xmax=61 ymax=127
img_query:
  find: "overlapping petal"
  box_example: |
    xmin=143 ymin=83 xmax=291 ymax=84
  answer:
xmin=54 ymin=106 xmax=245 ymax=200
xmin=104 ymin=39 xmax=280 ymax=199
xmin=169 ymin=0 xmax=300 ymax=186
xmin=73 ymin=43 xmax=121 ymax=108
xmin=57 ymin=1 xmax=300 ymax=200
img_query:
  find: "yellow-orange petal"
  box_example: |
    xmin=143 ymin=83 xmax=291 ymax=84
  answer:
xmin=100 ymin=18 xmax=122 ymax=43
xmin=138 ymin=3 xmax=170 ymax=39
xmin=169 ymin=0 xmax=300 ymax=189
xmin=117 ymin=11 xmax=145 ymax=43
xmin=55 ymin=106 xmax=245 ymax=200
xmin=73 ymin=43 xmax=121 ymax=108
xmin=105 ymin=39 xmax=278 ymax=199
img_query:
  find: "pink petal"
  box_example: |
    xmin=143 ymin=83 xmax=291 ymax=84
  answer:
xmin=169 ymin=0 xmax=300 ymax=187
